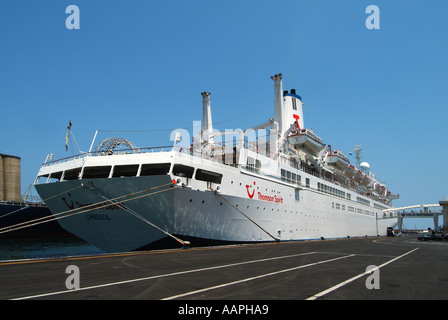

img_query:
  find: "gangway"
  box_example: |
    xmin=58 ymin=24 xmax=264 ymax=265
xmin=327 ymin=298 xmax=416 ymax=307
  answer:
xmin=381 ymin=200 xmax=448 ymax=234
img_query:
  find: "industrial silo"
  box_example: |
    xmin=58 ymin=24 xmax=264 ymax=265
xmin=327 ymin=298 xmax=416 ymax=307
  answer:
xmin=0 ymin=156 xmax=3 ymax=200
xmin=0 ymin=154 xmax=22 ymax=202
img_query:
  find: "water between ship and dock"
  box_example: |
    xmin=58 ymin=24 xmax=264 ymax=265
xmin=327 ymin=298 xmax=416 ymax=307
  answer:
xmin=0 ymin=236 xmax=104 ymax=261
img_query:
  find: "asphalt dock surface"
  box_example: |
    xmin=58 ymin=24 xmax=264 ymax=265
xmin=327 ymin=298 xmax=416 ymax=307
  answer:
xmin=1 ymin=236 xmax=447 ymax=301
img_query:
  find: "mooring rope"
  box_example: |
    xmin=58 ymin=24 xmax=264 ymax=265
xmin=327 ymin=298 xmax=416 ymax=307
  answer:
xmin=0 ymin=206 xmax=27 ymax=220
xmin=83 ymin=184 xmax=189 ymax=247
xmin=0 ymin=185 xmax=85 ymax=221
xmin=211 ymin=188 xmax=279 ymax=242
xmin=0 ymin=182 xmax=177 ymax=235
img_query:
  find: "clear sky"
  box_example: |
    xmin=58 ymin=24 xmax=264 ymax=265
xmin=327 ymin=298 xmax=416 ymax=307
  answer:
xmin=1 ymin=1 xmax=447 ymax=229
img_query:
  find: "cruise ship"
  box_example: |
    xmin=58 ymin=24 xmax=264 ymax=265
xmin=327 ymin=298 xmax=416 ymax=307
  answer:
xmin=33 ymin=74 xmax=399 ymax=253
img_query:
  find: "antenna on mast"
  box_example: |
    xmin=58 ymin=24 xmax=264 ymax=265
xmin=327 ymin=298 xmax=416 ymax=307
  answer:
xmin=65 ymin=121 xmax=82 ymax=154
xmin=352 ymin=145 xmax=363 ymax=168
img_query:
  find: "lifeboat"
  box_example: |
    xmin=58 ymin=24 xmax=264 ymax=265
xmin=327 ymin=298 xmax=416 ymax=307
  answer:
xmin=374 ymin=183 xmax=387 ymax=193
xmin=325 ymin=149 xmax=350 ymax=171
xmin=345 ymin=164 xmax=356 ymax=178
xmin=354 ymin=169 xmax=365 ymax=183
xmin=360 ymin=173 xmax=371 ymax=186
xmin=288 ymin=129 xmax=325 ymax=156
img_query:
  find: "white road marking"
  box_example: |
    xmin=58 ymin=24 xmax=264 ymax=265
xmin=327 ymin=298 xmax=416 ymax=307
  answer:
xmin=12 ymin=251 xmax=316 ymax=300
xmin=162 ymin=254 xmax=356 ymax=300
xmin=306 ymin=247 xmax=419 ymax=300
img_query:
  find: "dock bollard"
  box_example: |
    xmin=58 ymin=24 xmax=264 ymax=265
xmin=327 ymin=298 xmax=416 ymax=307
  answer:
xmin=182 ymin=241 xmax=190 ymax=249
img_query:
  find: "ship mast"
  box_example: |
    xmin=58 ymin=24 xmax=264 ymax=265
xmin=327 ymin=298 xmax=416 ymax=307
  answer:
xmin=352 ymin=145 xmax=363 ymax=168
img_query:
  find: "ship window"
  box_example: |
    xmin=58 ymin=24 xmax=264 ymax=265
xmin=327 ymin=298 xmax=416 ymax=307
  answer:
xmin=112 ymin=165 xmax=139 ymax=178
xmin=195 ymin=169 xmax=222 ymax=184
xmin=49 ymin=171 xmax=63 ymax=182
xmin=281 ymin=169 xmax=287 ymax=182
xmin=82 ymin=166 xmax=112 ymax=179
xmin=255 ymin=159 xmax=261 ymax=173
xmin=292 ymin=98 xmax=297 ymax=111
xmin=36 ymin=174 xmax=49 ymax=184
xmin=295 ymin=189 xmax=300 ymax=201
xmin=173 ymin=164 xmax=194 ymax=178
xmin=306 ymin=178 xmax=310 ymax=188
xmin=246 ymin=157 xmax=260 ymax=173
xmin=246 ymin=157 xmax=255 ymax=172
xmin=374 ymin=203 xmax=387 ymax=210
xmin=140 ymin=163 xmax=171 ymax=176
xmin=356 ymin=196 xmax=371 ymax=206
xmin=63 ymin=168 xmax=82 ymax=180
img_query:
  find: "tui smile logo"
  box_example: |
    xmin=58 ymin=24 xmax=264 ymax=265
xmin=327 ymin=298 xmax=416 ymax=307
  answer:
xmin=61 ymin=193 xmax=75 ymax=209
xmin=246 ymin=182 xmax=256 ymax=199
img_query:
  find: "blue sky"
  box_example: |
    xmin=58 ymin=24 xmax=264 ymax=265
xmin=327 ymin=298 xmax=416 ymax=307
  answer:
xmin=1 ymin=1 xmax=447 ymax=229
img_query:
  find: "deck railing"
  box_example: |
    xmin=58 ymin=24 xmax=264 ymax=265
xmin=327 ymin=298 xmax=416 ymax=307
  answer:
xmin=42 ymin=146 xmax=177 ymax=167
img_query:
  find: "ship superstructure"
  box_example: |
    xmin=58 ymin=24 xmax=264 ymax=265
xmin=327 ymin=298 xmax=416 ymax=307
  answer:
xmin=33 ymin=74 xmax=399 ymax=252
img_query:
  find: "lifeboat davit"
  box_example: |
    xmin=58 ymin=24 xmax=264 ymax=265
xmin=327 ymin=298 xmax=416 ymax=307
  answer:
xmin=288 ymin=129 xmax=325 ymax=156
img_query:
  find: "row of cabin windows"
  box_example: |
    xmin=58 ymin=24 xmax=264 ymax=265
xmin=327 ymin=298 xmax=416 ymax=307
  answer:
xmin=317 ymin=182 xmax=349 ymax=200
xmin=45 ymin=163 xmax=171 ymax=182
xmin=43 ymin=163 xmax=222 ymax=184
xmin=333 ymin=203 xmax=375 ymax=216
xmin=356 ymin=196 xmax=371 ymax=206
xmin=70 ymin=163 xmax=171 ymax=180
xmin=172 ymin=164 xmax=223 ymax=184
xmin=320 ymin=183 xmax=374 ymax=209
xmin=318 ymin=183 xmax=375 ymax=209
xmin=280 ymin=169 xmax=302 ymax=186
xmin=246 ymin=157 xmax=261 ymax=173
xmin=247 ymin=158 xmax=305 ymax=187
xmin=374 ymin=203 xmax=388 ymax=210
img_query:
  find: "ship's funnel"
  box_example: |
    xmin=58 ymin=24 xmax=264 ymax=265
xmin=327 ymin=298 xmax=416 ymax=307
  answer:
xmin=271 ymin=73 xmax=305 ymax=139
xmin=284 ymin=88 xmax=304 ymax=131
xmin=201 ymin=92 xmax=213 ymax=142
xmin=271 ymin=74 xmax=284 ymax=134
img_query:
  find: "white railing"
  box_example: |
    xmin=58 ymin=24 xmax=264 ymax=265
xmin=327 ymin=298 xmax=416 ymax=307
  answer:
xmin=42 ymin=146 xmax=177 ymax=167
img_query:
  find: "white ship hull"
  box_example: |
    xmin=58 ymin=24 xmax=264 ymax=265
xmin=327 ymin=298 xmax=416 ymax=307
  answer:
xmin=35 ymin=151 xmax=397 ymax=253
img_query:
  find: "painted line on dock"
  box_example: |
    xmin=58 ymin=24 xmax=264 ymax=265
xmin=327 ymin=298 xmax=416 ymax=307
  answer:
xmin=12 ymin=251 xmax=317 ymax=300
xmin=306 ymin=247 xmax=419 ymax=300
xmin=162 ymin=254 xmax=356 ymax=300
